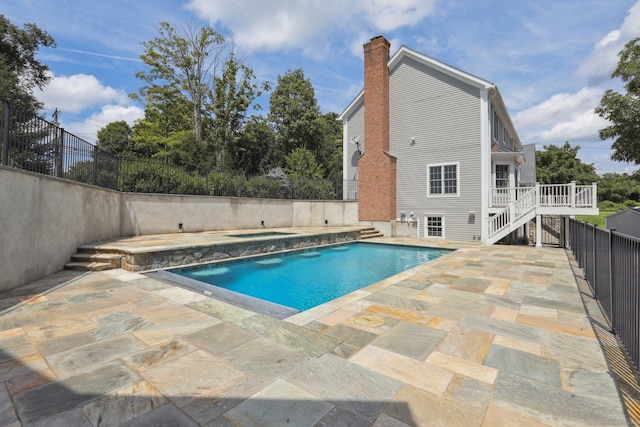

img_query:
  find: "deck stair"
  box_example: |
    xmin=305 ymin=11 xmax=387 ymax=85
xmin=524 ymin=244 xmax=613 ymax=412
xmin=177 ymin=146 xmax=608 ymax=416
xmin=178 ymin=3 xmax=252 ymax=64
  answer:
xmin=359 ymin=227 xmax=383 ymax=239
xmin=64 ymin=250 xmax=122 ymax=271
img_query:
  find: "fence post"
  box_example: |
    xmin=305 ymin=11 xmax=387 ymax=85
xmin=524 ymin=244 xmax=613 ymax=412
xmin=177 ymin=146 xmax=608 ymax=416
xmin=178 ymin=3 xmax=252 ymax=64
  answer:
xmin=56 ymin=128 xmax=64 ymax=178
xmin=582 ymin=220 xmax=587 ymax=269
xmin=116 ymin=156 xmax=121 ymax=191
xmin=2 ymin=99 xmax=9 ymax=166
xmin=570 ymin=181 xmax=576 ymax=207
xmin=165 ymin=157 xmax=170 ymax=194
xmin=92 ymin=146 xmax=99 ymax=185
xmin=592 ymin=224 xmax=598 ymax=297
xmin=609 ymin=229 xmax=615 ymax=333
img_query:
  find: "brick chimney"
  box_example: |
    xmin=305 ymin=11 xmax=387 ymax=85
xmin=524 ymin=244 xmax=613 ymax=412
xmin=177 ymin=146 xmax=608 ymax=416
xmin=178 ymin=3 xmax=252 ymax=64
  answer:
xmin=359 ymin=36 xmax=397 ymax=221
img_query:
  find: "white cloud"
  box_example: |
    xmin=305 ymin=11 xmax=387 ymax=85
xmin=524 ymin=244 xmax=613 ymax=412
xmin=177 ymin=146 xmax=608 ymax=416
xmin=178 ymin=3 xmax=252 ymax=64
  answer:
xmin=514 ymin=87 xmax=607 ymax=143
xmin=514 ymin=87 xmax=603 ymax=128
xmin=186 ymin=0 xmax=438 ymax=57
xmin=63 ymin=105 xmax=145 ymax=143
xmin=360 ymin=0 xmax=438 ymax=32
xmin=37 ymin=73 xmax=130 ymax=113
xmin=539 ymin=110 xmax=608 ymax=142
xmin=577 ymin=0 xmax=640 ymax=82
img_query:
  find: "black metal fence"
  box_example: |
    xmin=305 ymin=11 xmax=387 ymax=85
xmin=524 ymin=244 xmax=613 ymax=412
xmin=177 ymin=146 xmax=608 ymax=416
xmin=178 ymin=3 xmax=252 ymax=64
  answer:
xmin=1 ymin=99 xmax=356 ymax=200
xmin=569 ymin=218 xmax=640 ymax=372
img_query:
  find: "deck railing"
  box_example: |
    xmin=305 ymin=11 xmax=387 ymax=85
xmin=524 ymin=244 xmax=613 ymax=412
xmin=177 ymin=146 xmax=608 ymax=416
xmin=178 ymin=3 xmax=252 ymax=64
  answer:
xmin=488 ymin=186 xmax=537 ymax=239
xmin=490 ymin=182 xmax=597 ymax=209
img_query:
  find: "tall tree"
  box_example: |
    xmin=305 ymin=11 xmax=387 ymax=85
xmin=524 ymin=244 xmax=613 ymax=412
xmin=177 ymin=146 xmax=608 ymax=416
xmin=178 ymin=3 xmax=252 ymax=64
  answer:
xmin=133 ymin=22 xmax=225 ymax=144
xmin=536 ymin=142 xmax=598 ymax=185
xmin=595 ymin=37 xmax=640 ymax=166
xmin=0 ymin=14 xmax=55 ymax=112
xmin=211 ymin=54 xmax=267 ymax=169
xmin=268 ymin=68 xmax=322 ymax=163
xmin=227 ymin=115 xmax=275 ymax=175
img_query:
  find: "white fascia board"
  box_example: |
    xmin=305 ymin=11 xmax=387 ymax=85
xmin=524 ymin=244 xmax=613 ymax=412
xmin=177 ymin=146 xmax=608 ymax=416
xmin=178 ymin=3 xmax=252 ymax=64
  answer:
xmin=337 ymin=90 xmax=364 ymax=122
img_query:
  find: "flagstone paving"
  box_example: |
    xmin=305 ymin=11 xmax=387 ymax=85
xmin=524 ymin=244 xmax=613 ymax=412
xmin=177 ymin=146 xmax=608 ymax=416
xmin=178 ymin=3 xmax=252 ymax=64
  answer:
xmin=0 ymin=231 xmax=636 ymax=426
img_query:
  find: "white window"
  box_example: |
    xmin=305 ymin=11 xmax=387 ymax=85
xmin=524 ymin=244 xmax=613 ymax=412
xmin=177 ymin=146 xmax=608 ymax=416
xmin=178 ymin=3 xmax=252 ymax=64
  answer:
xmin=495 ymin=164 xmax=509 ymax=188
xmin=425 ymin=215 xmax=444 ymax=238
xmin=427 ymin=162 xmax=459 ymax=197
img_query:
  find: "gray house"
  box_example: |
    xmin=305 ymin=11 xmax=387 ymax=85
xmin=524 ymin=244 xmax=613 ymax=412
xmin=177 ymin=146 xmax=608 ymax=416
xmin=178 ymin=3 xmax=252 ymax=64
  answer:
xmin=339 ymin=36 xmax=598 ymax=245
xmin=606 ymin=207 xmax=640 ymax=238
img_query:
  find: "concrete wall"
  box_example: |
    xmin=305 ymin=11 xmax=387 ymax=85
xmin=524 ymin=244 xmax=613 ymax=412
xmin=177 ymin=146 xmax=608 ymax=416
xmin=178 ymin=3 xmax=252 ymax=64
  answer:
xmin=0 ymin=167 xmax=122 ymax=292
xmin=1 ymin=167 xmax=359 ymax=292
xmin=120 ymin=194 xmax=359 ymax=235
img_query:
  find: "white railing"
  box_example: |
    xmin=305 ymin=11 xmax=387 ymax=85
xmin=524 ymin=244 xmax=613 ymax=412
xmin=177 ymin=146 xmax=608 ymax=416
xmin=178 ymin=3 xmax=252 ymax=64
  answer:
xmin=490 ymin=187 xmax=533 ymax=207
xmin=487 ymin=181 xmax=598 ymax=245
xmin=488 ymin=186 xmax=538 ymax=238
xmin=490 ymin=182 xmax=597 ymax=209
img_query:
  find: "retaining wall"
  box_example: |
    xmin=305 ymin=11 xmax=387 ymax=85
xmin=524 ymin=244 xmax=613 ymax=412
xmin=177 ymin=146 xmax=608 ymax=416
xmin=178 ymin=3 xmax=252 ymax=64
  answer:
xmin=0 ymin=167 xmax=358 ymax=292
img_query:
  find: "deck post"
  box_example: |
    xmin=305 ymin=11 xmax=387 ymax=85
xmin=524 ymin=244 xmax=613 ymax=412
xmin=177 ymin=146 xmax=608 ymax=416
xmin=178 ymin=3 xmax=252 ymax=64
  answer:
xmin=536 ymin=214 xmax=542 ymax=247
xmin=570 ymin=181 xmax=576 ymax=207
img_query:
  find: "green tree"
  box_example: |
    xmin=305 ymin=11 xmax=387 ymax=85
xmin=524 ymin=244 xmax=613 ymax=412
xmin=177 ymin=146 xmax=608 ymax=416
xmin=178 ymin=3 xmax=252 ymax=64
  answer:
xmin=597 ymin=172 xmax=640 ymax=204
xmin=0 ymin=14 xmax=55 ymax=112
xmin=316 ymin=112 xmax=343 ymax=183
xmin=133 ymin=22 xmax=225 ymax=144
xmin=97 ymin=121 xmax=133 ymax=156
xmin=595 ymin=37 xmax=640 ymax=165
xmin=268 ymin=68 xmax=322 ymax=164
xmin=227 ymin=115 xmax=275 ymax=175
xmin=285 ymin=147 xmax=324 ymax=179
xmin=1 ymin=15 xmax=56 ymax=172
xmin=212 ymin=54 xmax=267 ymax=169
xmin=536 ymin=142 xmax=598 ymax=185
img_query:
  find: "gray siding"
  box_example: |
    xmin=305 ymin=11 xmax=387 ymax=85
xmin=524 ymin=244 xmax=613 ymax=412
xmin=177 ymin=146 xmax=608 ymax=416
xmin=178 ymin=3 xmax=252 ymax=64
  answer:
xmin=606 ymin=209 xmax=640 ymax=238
xmin=345 ymin=101 xmax=364 ymax=183
xmin=389 ymin=56 xmax=483 ymax=241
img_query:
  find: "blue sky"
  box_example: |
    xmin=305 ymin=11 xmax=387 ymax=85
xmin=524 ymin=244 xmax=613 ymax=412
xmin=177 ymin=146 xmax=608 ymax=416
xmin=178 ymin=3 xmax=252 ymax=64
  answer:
xmin=4 ymin=0 xmax=640 ymax=175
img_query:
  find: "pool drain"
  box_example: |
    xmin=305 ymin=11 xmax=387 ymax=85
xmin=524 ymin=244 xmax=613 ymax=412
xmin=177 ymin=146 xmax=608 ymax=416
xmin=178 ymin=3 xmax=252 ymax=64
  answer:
xmin=354 ymin=315 xmax=385 ymax=327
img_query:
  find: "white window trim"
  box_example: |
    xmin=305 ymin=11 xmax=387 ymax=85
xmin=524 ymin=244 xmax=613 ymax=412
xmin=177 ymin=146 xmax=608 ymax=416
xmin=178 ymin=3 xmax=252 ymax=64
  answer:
xmin=424 ymin=214 xmax=445 ymax=239
xmin=426 ymin=162 xmax=460 ymax=197
xmin=493 ymin=162 xmax=513 ymax=188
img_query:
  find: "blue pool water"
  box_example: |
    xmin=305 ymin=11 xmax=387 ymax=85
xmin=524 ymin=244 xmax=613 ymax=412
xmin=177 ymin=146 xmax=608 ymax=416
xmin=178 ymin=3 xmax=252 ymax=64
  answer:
xmin=172 ymin=242 xmax=452 ymax=311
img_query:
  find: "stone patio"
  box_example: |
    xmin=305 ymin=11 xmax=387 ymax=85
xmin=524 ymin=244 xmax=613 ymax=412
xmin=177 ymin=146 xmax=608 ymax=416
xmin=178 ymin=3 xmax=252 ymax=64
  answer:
xmin=0 ymin=232 xmax=635 ymax=426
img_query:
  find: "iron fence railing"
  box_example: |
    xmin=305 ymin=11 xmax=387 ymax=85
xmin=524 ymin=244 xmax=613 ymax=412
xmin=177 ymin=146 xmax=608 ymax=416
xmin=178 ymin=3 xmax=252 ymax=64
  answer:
xmin=1 ymin=99 xmax=347 ymax=200
xmin=569 ymin=218 xmax=640 ymax=373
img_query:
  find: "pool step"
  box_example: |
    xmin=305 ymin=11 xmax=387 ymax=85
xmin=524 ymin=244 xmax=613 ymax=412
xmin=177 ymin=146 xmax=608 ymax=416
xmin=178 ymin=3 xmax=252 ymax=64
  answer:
xmin=360 ymin=227 xmax=383 ymax=239
xmin=64 ymin=251 xmax=122 ymax=271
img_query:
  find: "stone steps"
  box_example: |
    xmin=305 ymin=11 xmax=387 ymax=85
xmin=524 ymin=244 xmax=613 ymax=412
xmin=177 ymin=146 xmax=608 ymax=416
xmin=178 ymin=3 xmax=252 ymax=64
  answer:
xmin=64 ymin=251 xmax=122 ymax=271
xmin=359 ymin=227 xmax=383 ymax=239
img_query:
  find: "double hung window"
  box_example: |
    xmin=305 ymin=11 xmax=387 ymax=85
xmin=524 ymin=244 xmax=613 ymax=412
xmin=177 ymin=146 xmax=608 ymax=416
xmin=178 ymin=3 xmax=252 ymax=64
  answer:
xmin=427 ymin=163 xmax=459 ymax=197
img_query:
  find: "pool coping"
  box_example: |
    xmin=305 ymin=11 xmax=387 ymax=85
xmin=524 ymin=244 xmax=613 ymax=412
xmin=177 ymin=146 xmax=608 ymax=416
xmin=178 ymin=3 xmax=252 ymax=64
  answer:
xmin=80 ymin=228 xmax=365 ymax=272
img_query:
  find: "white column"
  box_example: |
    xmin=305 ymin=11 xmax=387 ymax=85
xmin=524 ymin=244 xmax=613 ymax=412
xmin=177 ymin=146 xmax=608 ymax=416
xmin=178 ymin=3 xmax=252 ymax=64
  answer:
xmin=536 ymin=214 xmax=542 ymax=247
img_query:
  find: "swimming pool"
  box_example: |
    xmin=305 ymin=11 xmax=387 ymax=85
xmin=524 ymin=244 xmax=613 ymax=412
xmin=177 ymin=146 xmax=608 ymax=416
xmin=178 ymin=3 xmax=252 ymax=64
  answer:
xmin=164 ymin=242 xmax=452 ymax=315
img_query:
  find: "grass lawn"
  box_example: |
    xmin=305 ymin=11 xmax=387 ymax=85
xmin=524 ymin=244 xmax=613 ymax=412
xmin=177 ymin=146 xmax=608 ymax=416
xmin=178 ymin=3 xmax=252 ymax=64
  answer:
xmin=576 ymin=211 xmax=614 ymax=227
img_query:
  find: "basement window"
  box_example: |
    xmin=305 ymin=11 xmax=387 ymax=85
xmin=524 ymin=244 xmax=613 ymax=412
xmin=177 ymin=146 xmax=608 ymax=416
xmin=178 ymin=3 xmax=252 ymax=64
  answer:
xmin=425 ymin=215 xmax=444 ymax=238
